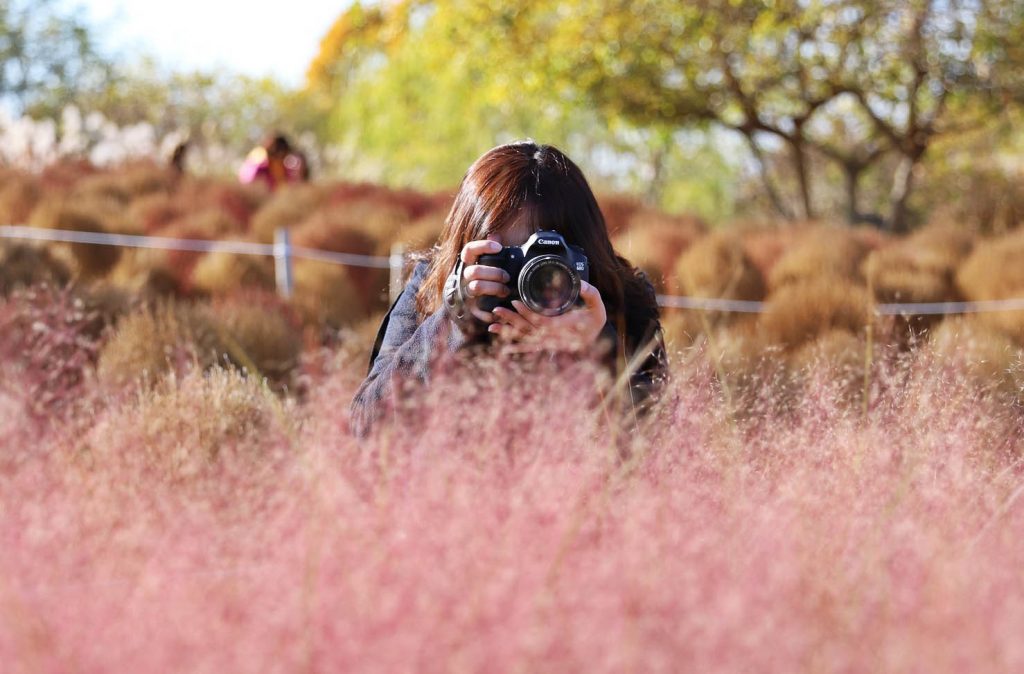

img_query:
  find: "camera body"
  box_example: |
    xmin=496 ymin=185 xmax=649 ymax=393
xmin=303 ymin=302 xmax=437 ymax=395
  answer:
xmin=477 ymin=230 xmax=589 ymax=317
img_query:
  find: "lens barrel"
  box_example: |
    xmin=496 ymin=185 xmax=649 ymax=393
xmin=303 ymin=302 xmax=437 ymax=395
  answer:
xmin=518 ymin=255 xmax=580 ymax=316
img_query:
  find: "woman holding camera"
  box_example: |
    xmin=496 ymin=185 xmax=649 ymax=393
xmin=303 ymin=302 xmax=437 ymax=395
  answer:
xmin=350 ymin=141 xmax=668 ymax=437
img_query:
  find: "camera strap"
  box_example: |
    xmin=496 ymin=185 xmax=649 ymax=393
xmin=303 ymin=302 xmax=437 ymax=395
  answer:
xmin=443 ymin=258 xmax=469 ymax=320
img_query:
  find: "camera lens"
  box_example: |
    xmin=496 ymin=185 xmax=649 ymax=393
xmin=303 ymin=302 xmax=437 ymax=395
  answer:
xmin=520 ymin=256 xmax=580 ymax=316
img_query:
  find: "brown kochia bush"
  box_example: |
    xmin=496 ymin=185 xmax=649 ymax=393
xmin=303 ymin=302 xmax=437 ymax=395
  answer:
xmin=213 ymin=294 xmax=303 ymax=390
xmin=596 ymin=193 xmax=642 ymax=236
xmin=28 ymin=198 xmax=125 ymax=278
xmin=159 ymin=208 xmax=244 ymax=240
xmin=0 ymin=171 xmax=41 ymax=225
xmin=956 ymin=228 xmax=1024 ymax=342
xmin=128 ymin=193 xmax=185 ymax=234
xmin=768 ymin=226 xmax=870 ymax=291
xmin=107 ymin=248 xmax=184 ymax=298
xmin=317 ymin=200 xmax=411 ymax=253
xmin=677 ymin=231 xmax=765 ymax=301
xmin=760 ymin=281 xmax=873 ymax=349
xmin=660 ymin=309 xmax=707 ymax=349
xmin=865 ymin=224 xmax=973 ymax=304
xmin=96 ymin=301 xmax=241 ymax=388
xmin=397 ymin=212 xmax=445 ymax=252
xmin=292 ymin=211 xmax=389 ymax=310
xmin=190 ymin=252 xmax=276 ymax=296
xmin=0 ymin=243 xmax=71 ymax=295
xmin=927 ymin=317 xmax=1024 ymax=403
xmin=250 ymin=183 xmax=325 ymax=243
xmin=154 ymin=210 xmax=246 ymax=285
xmin=738 ymin=224 xmax=809 ymax=281
xmin=83 ymin=367 xmax=291 ymax=482
xmin=788 ymin=328 xmax=867 ymax=392
xmin=290 ymin=260 xmax=365 ymax=328
xmin=72 ymin=164 xmax=175 ymax=205
xmin=612 ymin=210 xmax=706 ymax=292
xmin=199 ymin=182 xmax=266 ymax=229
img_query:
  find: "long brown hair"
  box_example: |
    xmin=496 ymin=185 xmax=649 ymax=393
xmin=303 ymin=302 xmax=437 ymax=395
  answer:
xmin=418 ymin=141 xmax=660 ymax=356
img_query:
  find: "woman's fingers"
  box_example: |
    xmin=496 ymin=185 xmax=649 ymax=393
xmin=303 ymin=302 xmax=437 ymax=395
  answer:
xmin=463 ymin=264 xmax=510 ymax=284
xmin=487 ymin=322 xmax=511 ymax=337
xmin=492 ymin=307 xmax=533 ymax=333
xmin=579 ymin=281 xmax=607 ymax=320
xmin=510 ymin=300 xmax=547 ymax=328
xmin=460 ymin=239 xmax=502 ymax=266
xmin=464 ymin=280 xmax=509 ymax=298
xmin=470 ymin=307 xmax=496 ymax=324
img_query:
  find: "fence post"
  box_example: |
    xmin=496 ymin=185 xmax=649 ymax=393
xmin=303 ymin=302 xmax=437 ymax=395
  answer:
xmin=273 ymin=227 xmax=294 ymax=299
xmin=389 ymin=243 xmax=405 ymax=304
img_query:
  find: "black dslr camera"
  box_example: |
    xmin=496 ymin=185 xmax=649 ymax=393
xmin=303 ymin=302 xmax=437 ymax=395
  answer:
xmin=477 ymin=230 xmax=590 ymax=317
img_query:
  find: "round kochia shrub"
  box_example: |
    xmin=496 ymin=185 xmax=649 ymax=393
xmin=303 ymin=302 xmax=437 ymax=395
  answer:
xmin=760 ymin=280 xmax=873 ymax=349
xmin=612 ymin=210 xmax=705 ymax=292
xmin=768 ymin=226 xmax=870 ymax=290
xmin=676 ymin=231 xmax=765 ymax=302
xmin=28 ymin=197 xmax=125 ymax=278
xmin=0 ymin=242 xmax=71 ymax=295
xmin=96 ymin=301 xmax=240 ymax=388
xmin=0 ymin=171 xmax=41 ymax=225
xmin=292 ymin=212 xmax=389 ymax=309
xmin=956 ymin=229 xmax=1024 ymax=342
xmin=250 ymin=183 xmax=324 ymax=243
xmin=83 ymin=367 xmax=292 ymax=481
xmin=290 ymin=260 xmax=365 ymax=328
xmin=190 ymin=251 xmax=276 ymax=296
xmin=675 ymin=231 xmax=765 ymax=330
xmin=865 ymin=224 xmax=972 ymax=305
xmin=927 ymin=316 xmax=1024 ymax=403
xmin=213 ymin=292 xmax=304 ymax=389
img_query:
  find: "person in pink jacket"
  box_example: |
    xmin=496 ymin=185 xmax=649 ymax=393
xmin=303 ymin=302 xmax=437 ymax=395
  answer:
xmin=238 ymin=133 xmax=309 ymax=189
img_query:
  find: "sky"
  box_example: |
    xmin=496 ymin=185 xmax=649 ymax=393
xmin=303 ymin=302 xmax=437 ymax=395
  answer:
xmin=74 ymin=0 xmax=350 ymax=85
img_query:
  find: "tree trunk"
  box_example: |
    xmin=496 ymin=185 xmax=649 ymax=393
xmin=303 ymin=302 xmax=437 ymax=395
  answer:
xmin=789 ymin=138 xmax=814 ymax=220
xmin=644 ymin=143 xmax=667 ymax=207
xmin=889 ymin=151 xmax=921 ymax=234
xmin=844 ymin=163 xmax=861 ymax=225
xmin=743 ymin=132 xmax=793 ymax=220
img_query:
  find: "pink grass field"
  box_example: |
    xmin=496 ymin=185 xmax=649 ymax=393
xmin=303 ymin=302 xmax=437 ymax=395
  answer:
xmin=2 ymin=294 xmax=1024 ymax=673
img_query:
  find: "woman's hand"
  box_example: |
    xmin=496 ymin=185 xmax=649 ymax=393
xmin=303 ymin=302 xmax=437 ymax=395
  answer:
xmin=459 ymin=238 xmax=511 ymax=324
xmin=488 ymin=280 xmax=608 ymax=352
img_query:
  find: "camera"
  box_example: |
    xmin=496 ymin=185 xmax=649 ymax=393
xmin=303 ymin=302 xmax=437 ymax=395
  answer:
xmin=476 ymin=230 xmax=590 ymax=317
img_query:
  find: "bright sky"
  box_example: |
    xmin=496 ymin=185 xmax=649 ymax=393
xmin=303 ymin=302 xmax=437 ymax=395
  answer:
xmin=75 ymin=0 xmax=350 ymax=85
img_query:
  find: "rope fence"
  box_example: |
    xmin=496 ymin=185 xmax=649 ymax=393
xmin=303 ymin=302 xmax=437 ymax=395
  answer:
xmin=3 ymin=224 xmax=1023 ymax=316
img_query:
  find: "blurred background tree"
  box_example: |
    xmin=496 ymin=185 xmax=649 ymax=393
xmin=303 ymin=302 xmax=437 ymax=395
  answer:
xmin=0 ymin=0 xmax=110 ymax=116
xmin=307 ymin=0 xmax=1024 ymax=230
xmin=304 ymin=0 xmax=742 ymax=220
xmin=3 ymin=0 xmax=1024 ymax=229
xmin=76 ymin=60 xmax=328 ymax=156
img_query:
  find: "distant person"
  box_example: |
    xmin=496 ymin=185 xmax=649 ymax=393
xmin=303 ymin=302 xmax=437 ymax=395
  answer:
xmin=238 ymin=133 xmax=309 ymax=189
xmin=169 ymin=141 xmax=189 ymax=175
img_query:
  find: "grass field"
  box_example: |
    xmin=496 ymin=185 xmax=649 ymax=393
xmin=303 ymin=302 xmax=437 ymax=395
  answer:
xmin=2 ymin=162 xmax=1024 ymax=672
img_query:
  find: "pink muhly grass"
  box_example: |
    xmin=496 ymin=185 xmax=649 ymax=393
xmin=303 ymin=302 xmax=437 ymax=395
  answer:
xmin=1 ymin=342 xmax=1024 ymax=672
xmin=0 ymin=286 xmax=103 ymax=431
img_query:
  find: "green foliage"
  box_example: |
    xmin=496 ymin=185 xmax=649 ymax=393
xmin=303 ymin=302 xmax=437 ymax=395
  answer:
xmin=0 ymin=0 xmax=110 ymax=115
xmin=307 ymin=1 xmax=742 ymax=218
xmin=72 ymin=58 xmax=330 ymax=158
xmin=309 ymin=0 xmax=1024 ymax=229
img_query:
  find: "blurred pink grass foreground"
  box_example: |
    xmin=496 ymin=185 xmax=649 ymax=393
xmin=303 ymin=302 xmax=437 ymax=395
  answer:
xmin=2 ymin=301 xmax=1024 ymax=672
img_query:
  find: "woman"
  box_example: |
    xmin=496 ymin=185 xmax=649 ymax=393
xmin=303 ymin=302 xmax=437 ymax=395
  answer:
xmin=350 ymin=141 xmax=668 ymax=437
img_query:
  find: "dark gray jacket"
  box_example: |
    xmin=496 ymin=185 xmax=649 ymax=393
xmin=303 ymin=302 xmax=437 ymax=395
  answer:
xmin=349 ymin=261 xmax=668 ymax=437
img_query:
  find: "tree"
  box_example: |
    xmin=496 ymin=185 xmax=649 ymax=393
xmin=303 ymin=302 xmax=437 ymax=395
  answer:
xmin=543 ymin=0 xmax=1024 ymax=230
xmin=303 ymin=0 xmax=742 ymax=220
xmin=0 ymin=0 xmax=110 ymax=116
xmin=76 ymin=59 xmax=329 ymax=155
